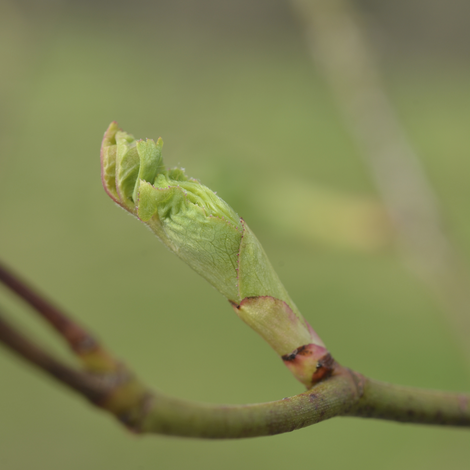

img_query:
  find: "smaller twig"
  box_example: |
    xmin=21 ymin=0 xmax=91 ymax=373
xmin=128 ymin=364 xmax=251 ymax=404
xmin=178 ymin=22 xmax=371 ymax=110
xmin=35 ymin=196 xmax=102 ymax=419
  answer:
xmin=0 ymin=260 xmax=90 ymax=350
xmin=0 ymin=310 xmax=107 ymax=402
xmin=0 ymin=261 xmax=116 ymax=372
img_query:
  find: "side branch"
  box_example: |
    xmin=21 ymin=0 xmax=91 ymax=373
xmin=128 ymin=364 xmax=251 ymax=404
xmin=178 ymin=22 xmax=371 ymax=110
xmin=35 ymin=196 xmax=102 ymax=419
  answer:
xmin=0 ymin=312 xmax=107 ymax=402
xmin=0 ymin=260 xmax=118 ymax=372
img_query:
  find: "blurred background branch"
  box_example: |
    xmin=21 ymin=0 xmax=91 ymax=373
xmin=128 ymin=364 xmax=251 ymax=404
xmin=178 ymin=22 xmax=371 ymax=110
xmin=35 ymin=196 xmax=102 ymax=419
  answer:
xmin=290 ymin=0 xmax=470 ymax=366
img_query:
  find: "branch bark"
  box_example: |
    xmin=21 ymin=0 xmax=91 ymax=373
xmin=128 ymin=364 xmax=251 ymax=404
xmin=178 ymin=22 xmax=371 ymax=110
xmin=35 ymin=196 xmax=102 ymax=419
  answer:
xmin=347 ymin=377 xmax=470 ymax=427
xmin=0 ymin=313 xmax=107 ymax=402
xmin=0 ymin=260 xmax=469 ymax=438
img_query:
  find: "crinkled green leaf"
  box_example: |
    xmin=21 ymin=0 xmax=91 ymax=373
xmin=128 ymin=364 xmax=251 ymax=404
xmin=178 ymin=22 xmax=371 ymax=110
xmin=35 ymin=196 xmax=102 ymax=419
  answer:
xmin=100 ymin=122 xmax=120 ymax=203
xmin=132 ymin=138 xmax=163 ymax=202
xmin=115 ymin=130 xmax=140 ymax=210
xmin=137 ymin=179 xmax=242 ymax=301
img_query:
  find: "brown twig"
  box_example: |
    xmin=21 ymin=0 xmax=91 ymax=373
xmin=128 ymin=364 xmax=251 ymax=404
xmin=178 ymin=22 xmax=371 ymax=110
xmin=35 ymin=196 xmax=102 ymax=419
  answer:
xmin=0 ymin=260 xmax=117 ymax=372
xmin=0 ymin=311 xmax=107 ymax=402
xmin=0 ymin=260 xmax=97 ymax=352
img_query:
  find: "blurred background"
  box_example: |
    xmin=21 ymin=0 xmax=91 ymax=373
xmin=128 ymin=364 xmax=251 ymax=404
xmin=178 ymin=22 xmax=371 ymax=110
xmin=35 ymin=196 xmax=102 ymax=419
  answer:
xmin=0 ymin=0 xmax=469 ymax=469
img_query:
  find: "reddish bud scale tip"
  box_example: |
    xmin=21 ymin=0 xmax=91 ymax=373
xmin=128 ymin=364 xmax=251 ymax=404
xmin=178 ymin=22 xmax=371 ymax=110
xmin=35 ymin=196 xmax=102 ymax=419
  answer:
xmin=282 ymin=343 xmax=334 ymax=388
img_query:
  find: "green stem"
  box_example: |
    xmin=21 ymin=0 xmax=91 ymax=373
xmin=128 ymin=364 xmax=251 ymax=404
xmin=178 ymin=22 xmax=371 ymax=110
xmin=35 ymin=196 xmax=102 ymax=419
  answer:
xmin=346 ymin=377 xmax=470 ymax=426
xmin=134 ymin=370 xmax=470 ymax=438
xmin=138 ymin=370 xmax=359 ymax=438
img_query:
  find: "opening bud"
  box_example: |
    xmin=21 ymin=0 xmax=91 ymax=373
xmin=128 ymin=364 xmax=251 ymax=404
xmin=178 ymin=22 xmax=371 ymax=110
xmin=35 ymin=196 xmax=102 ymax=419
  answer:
xmin=101 ymin=122 xmax=332 ymax=388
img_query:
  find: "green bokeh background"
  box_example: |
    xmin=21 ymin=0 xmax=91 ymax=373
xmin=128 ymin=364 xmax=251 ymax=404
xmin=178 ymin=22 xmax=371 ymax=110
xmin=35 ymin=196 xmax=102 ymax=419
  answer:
xmin=1 ymin=1 xmax=469 ymax=469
